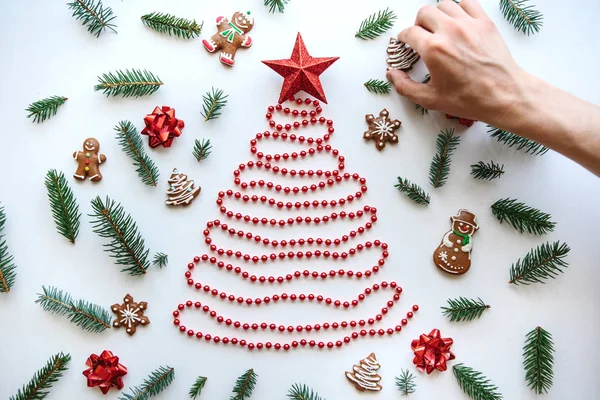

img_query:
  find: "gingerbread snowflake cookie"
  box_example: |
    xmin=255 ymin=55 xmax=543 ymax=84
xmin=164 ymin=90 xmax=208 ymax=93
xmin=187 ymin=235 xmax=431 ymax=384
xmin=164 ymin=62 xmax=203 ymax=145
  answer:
xmin=364 ymin=108 xmax=401 ymax=151
xmin=73 ymin=138 xmax=106 ymax=181
xmin=166 ymin=168 xmax=201 ymax=206
xmin=202 ymin=11 xmax=254 ymax=67
xmin=111 ymin=294 xmax=149 ymax=336
xmin=387 ymin=38 xmax=420 ymax=71
xmin=345 ymin=353 xmax=382 ymax=392
xmin=433 ymin=209 xmax=479 ymax=275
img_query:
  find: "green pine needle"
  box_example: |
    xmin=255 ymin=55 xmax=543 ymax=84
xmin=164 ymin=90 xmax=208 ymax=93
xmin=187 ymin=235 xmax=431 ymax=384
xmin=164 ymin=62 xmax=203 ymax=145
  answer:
xmin=0 ymin=205 xmax=17 ymax=293
xmin=491 ymin=198 xmax=555 ymax=235
xmin=201 ymin=88 xmax=228 ymax=122
xmin=395 ymin=177 xmax=430 ymax=206
xmin=230 ymin=368 xmax=258 ymax=400
xmin=35 ymin=286 xmax=112 ymax=333
xmin=67 ymin=0 xmax=116 ymax=37
xmin=141 ymin=12 xmax=203 ymax=39
xmin=442 ymin=297 xmax=490 ymax=322
xmin=364 ymin=79 xmax=391 ymax=94
xmin=26 ymin=96 xmax=68 ymax=123
xmin=189 ymin=376 xmax=207 ymax=399
xmin=264 ymin=0 xmax=289 ymax=13
xmin=153 ymin=252 xmax=168 ymax=268
xmin=395 ymin=369 xmax=417 ymax=395
xmin=287 ymin=383 xmax=324 ymax=400
xmin=95 ymin=69 xmax=163 ymax=98
xmin=193 ymin=138 xmax=212 ymax=162
xmin=355 ymin=8 xmax=397 ymax=40
xmin=429 ymin=129 xmax=460 ymax=188
xmin=509 ymin=241 xmax=570 ymax=285
xmin=119 ymin=366 xmax=175 ymax=400
xmin=115 ymin=121 xmax=160 ymax=186
xmin=523 ymin=327 xmax=554 ymax=394
xmin=471 ymin=161 xmax=505 ymax=181
xmin=89 ymin=196 xmax=152 ymax=276
xmin=487 ymin=125 xmax=548 ymax=155
xmin=453 ymin=364 xmax=503 ymax=400
xmin=44 ymin=169 xmax=81 ymax=244
xmin=499 ymin=0 xmax=543 ymax=35
xmin=9 ymin=352 xmax=71 ymax=400
xmin=415 ymin=74 xmax=431 ymax=115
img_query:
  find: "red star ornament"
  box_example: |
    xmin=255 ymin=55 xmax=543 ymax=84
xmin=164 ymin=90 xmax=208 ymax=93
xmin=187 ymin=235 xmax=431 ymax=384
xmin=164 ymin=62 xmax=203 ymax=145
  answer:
xmin=263 ymin=33 xmax=339 ymax=104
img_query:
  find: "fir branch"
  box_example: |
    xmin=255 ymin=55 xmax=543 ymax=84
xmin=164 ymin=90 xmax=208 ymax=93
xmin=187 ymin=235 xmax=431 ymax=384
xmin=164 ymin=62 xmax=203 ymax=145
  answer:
xmin=453 ymin=364 xmax=503 ymax=400
xmin=491 ymin=198 xmax=555 ymax=235
xmin=395 ymin=176 xmax=430 ymax=206
xmin=395 ymin=369 xmax=417 ymax=395
xmin=499 ymin=0 xmax=543 ymax=35
xmin=0 ymin=205 xmax=17 ymax=293
xmin=95 ymin=69 xmax=163 ymax=98
xmin=26 ymin=96 xmax=68 ymax=123
xmin=119 ymin=366 xmax=175 ymax=400
xmin=35 ymin=286 xmax=112 ymax=333
xmin=89 ymin=196 xmax=152 ymax=276
xmin=487 ymin=125 xmax=548 ymax=155
xmin=201 ymin=88 xmax=228 ymax=121
xmin=429 ymin=129 xmax=460 ymax=188
xmin=44 ymin=169 xmax=81 ymax=244
xmin=442 ymin=297 xmax=490 ymax=322
xmin=67 ymin=0 xmax=116 ymax=37
xmin=364 ymin=79 xmax=391 ymax=94
xmin=141 ymin=12 xmax=203 ymax=39
xmin=287 ymin=383 xmax=324 ymax=400
xmin=115 ymin=121 xmax=160 ymax=186
xmin=153 ymin=252 xmax=168 ymax=268
xmin=471 ymin=161 xmax=505 ymax=181
xmin=230 ymin=369 xmax=258 ymax=400
xmin=264 ymin=0 xmax=289 ymax=13
xmin=523 ymin=326 xmax=554 ymax=394
xmin=193 ymin=139 xmax=212 ymax=162
xmin=355 ymin=8 xmax=397 ymax=40
xmin=509 ymin=241 xmax=570 ymax=285
xmin=9 ymin=352 xmax=71 ymax=400
xmin=189 ymin=376 xmax=207 ymax=399
xmin=415 ymin=74 xmax=431 ymax=115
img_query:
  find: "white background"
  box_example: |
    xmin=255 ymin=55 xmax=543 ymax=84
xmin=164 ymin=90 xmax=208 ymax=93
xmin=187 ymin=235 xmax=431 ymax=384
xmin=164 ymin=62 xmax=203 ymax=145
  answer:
xmin=1 ymin=0 xmax=600 ymax=399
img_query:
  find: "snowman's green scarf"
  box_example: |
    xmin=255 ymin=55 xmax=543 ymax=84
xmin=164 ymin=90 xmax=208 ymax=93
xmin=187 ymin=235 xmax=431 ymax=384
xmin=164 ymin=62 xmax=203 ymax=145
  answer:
xmin=452 ymin=230 xmax=471 ymax=245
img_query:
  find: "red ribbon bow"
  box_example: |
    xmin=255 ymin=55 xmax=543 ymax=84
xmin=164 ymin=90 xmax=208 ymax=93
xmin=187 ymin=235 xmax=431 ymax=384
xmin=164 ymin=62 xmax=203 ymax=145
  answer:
xmin=82 ymin=350 xmax=128 ymax=394
xmin=141 ymin=106 xmax=184 ymax=148
xmin=411 ymin=329 xmax=455 ymax=374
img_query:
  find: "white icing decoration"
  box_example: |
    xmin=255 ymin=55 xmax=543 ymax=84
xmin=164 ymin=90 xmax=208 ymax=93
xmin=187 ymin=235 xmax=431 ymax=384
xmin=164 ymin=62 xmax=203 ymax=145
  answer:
xmin=387 ymin=38 xmax=420 ymax=70
xmin=117 ymin=304 xmax=143 ymax=328
xmin=345 ymin=353 xmax=382 ymax=392
xmin=166 ymin=168 xmax=201 ymax=206
xmin=438 ymin=251 xmax=448 ymax=262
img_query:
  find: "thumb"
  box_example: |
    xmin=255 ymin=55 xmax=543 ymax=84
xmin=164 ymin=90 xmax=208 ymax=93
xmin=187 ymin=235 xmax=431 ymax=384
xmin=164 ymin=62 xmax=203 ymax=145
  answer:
xmin=386 ymin=69 xmax=434 ymax=106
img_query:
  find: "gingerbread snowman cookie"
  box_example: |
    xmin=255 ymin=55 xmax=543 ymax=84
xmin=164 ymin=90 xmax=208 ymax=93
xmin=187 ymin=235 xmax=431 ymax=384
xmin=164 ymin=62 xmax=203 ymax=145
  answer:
xmin=73 ymin=138 xmax=106 ymax=182
xmin=202 ymin=11 xmax=254 ymax=67
xmin=433 ymin=209 xmax=479 ymax=275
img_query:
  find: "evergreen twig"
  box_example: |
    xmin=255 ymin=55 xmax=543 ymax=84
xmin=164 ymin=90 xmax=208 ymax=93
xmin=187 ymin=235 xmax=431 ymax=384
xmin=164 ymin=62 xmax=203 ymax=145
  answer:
xmin=364 ymin=79 xmax=391 ymax=94
xmin=264 ymin=0 xmax=289 ymax=13
xmin=35 ymin=286 xmax=112 ymax=333
xmin=287 ymin=383 xmax=324 ymax=400
xmin=193 ymin=139 xmax=212 ymax=162
xmin=395 ymin=369 xmax=417 ymax=395
xmin=9 ymin=352 xmax=71 ymax=400
xmin=395 ymin=177 xmax=431 ymax=206
xmin=201 ymin=88 xmax=228 ymax=121
xmin=523 ymin=326 xmax=554 ymax=394
xmin=115 ymin=121 xmax=160 ymax=186
xmin=141 ymin=12 xmax=203 ymax=39
xmin=487 ymin=125 xmax=548 ymax=155
xmin=89 ymin=196 xmax=152 ymax=276
xmin=95 ymin=69 xmax=163 ymax=98
xmin=429 ymin=129 xmax=460 ymax=188
xmin=415 ymin=74 xmax=431 ymax=115
xmin=0 ymin=205 xmax=17 ymax=293
xmin=491 ymin=198 xmax=555 ymax=235
xmin=499 ymin=0 xmax=543 ymax=35
xmin=189 ymin=376 xmax=207 ymax=399
xmin=26 ymin=96 xmax=68 ymax=123
xmin=230 ymin=369 xmax=258 ymax=400
xmin=355 ymin=8 xmax=397 ymax=40
xmin=471 ymin=161 xmax=505 ymax=181
xmin=67 ymin=0 xmax=116 ymax=37
xmin=442 ymin=297 xmax=490 ymax=322
xmin=153 ymin=252 xmax=168 ymax=268
xmin=119 ymin=366 xmax=175 ymax=400
xmin=509 ymin=241 xmax=570 ymax=285
xmin=453 ymin=364 xmax=503 ymax=400
xmin=45 ymin=169 xmax=81 ymax=244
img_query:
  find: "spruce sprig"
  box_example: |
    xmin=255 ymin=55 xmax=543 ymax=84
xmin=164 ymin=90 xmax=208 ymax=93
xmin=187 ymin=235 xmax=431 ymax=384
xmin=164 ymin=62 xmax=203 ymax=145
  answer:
xmin=26 ymin=96 xmax=68 ymax=123
xmin=141 ymin=12 xmax=203 ymax=39
xmin=442 ymin=297 xmax=490 ymax=322
xmin=153 ymin=252 xmax=168 ymax=268
xmin=487 ymin=125 xmax=548 ymax=155
xmin=509 ymin=241 xmax=570 ymax=285
xmin=201 ymin=88 xmax=228 ymax=121
xmin=287 ymin=383 xmax=324 ymax=400
xmin=395 ymin=177 xmax=431 ymax=206
xmin=0 ymin=205 xmax=17 ymax=293
xmin=429 ymin=129 xmax=460 ymax=188
xmin=499 ymin=0 xmax=543 ymax=35
xmin=35 ymin=286 xmax=112 ymax=333
xmin=95 ymin=69 xmax=163 ymax=98
xmin=89 ymin=196 xmax=152 ymax=276
xmin=453 ymin=364 xmax=503 ymax=400
xmin=415 ymin=74 xmax=431 ymax=115
xmin=491 ymin=198 xmax=555 ymax=235
xmin=115 ymin=121 xmax=160 ymax=186
xmin=9 ymin=352 xmax=71 ymax=400
xmin=523 ymin=327 xmax=554 ymax=394
xmin=119 ymin=366 xmax=175 ymax=400
xmin=395 ymin=369 xmax=417 ymax=395
xmin=364 ymin=79 xmax=392 ymax=94
xmin=230 ymin=369 xmax=258 ymax=400
xmin=471 ymin=161 xmax=505 ymax=181
xmin=67 ymin=0 xmax=116 ymax=37
xmin=355 ymin=8 xmax=397 ymax=40
xmin=193 ymin=139 xmax=212 ymax=162
xmin=264 ymin=0 xmax=289 ymax=13
xmin=189 ymin=376 xmax=207 ymax=399
xmin=44 ymin=169 xmax=81 ymax=244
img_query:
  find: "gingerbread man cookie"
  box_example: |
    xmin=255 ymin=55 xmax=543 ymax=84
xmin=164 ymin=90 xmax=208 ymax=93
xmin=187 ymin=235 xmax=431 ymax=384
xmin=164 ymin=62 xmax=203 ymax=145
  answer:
xmin=73 ymin=138 xmax=106 ymax=182
xmin=364 ymin=109 xmax=401 ymax=151
xmin=202 ymin=11 xmax=254 ymax=67
xmin=433 ymin=209 xmax=479 ymax=275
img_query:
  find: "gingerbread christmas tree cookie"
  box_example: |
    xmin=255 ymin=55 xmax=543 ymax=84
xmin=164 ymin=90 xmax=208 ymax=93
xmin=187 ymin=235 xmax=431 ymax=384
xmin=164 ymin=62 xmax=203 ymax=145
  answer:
xmin=345 ymin=353 xmax=383 ymax=392
xmin=433 ymin=209 xmax=479 ymax=275
xmin=387 ymin=37 xmax=420 ymax=71
xmin=166 ymin=168 xmax=201 ymax=206
xmin=111 ymin=294 xmax=149 ymax=336
xmin=202 ymin=11 xmax=254 ymax=67
xmin=364 ymin=108 xmax=401 ymax=151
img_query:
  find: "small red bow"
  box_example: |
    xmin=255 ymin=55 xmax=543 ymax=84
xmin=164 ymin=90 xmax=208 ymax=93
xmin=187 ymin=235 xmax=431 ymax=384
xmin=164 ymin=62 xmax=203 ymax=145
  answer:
xmin=82 ymin=350 xmax=128 ymax=394
xmin=411 ymin=329 xmax=455 ymax=374
xmin=141 ymin=106 xmax=184 ymax=148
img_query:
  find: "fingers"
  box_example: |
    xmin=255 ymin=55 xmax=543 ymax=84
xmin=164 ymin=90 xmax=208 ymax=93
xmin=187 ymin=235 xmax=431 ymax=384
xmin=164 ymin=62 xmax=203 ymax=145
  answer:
xmin=415 ymin=5 xmax=450 ymax=32
xmin=459 ymin=0 xmax=488 ymax=18
xmin=386 ymin=69 xmax=435 ymax=106
xmin=398 ymin=26 xmax=430 ymax=54
xmin=437 ymin=0 xmax=469 ymax=19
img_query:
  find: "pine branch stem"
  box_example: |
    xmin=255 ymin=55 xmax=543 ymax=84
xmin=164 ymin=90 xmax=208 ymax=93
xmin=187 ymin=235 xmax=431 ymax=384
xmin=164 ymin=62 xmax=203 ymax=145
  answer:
xmin=100 ymin=209 xmax=146 ymax=275
xmin=509 ymin=254 xmax=558 ymax=284
xmin=0 ymin=271 xmax=8 ymax=293
xmin=38 ymin=293 xmax=111 ymax=330
xmin=507 ymin=0 xmax=532 ymax=25
xmin=103 ymin=81 xmax=162 ymax=88
xmin=119 ymin=125 xmax=156 ymax=186
xmin=51 ymin=174 xmax=75 ymax=243
xmin=129 ymin=368 xmax=174 ymax=400
xmin=433 ymin=142 xmax=450 ymax=187
xmin=22 ymin=355 xmax=67 ymax=400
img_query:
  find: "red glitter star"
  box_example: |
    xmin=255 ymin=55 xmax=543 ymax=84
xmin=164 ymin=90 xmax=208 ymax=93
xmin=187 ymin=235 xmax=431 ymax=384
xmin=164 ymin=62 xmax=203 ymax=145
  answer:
xmin=263 ymin=33 xmax=339 ymax=104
